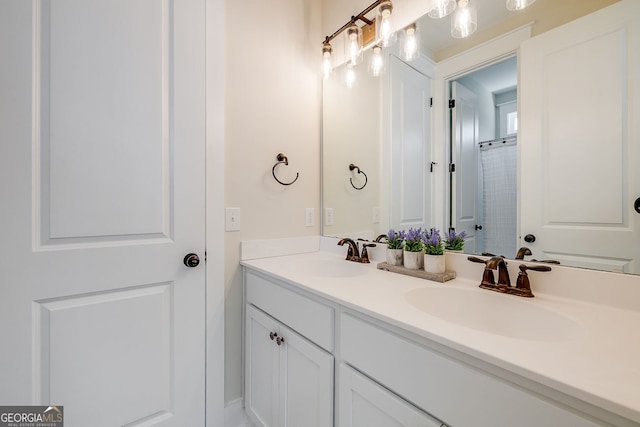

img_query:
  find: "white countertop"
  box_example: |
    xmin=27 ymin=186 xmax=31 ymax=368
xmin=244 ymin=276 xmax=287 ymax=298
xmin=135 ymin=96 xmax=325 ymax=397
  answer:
xmin=241 ymin=249 xmax=640 ymax=425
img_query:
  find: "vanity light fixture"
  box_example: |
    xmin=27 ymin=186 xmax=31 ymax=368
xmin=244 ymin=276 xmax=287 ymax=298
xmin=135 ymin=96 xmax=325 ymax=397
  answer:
xmin=321 ymin=0 xmax=394 ymax=78
xmin=428 ymin=0 xmax=457 ymax=19
xmin=451 ymin=0 xmax=477 ymax=38
xmin=376 ymin=1 xmax=395 ymax=47
xmin=401 ymin=23 xmax=419 ymax=62
xmin=506 ymin=0 xmax=536 ymax=11
xmin=369 ymin=45 xmax=385 ymax=76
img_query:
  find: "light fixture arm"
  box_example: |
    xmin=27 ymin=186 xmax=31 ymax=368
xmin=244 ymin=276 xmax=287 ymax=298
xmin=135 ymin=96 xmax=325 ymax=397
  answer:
xmin=322 ymin=0 xmax=385 ymax=45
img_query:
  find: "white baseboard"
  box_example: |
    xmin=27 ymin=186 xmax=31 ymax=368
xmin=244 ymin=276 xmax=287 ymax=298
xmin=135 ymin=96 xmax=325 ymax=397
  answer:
xmin=224 ymin=398 xmax=254 ymax=427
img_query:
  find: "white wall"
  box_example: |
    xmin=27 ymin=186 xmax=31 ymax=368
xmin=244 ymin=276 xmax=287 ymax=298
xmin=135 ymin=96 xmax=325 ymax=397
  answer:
xmin=224 ymin=0 xmax=322 ymax=404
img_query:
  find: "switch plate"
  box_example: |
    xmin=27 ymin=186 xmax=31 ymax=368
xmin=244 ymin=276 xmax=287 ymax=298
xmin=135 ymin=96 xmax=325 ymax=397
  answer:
xmin=325 ymin=208 xmax=334 ymax=226
xmin=225 ymin=207 xmax=241 ymax=231
xmin=305 ymin=208 xmax=315 ymax=227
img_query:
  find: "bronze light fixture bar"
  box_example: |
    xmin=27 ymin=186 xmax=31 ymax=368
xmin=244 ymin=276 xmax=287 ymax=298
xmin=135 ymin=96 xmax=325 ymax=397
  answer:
xmin=322 ymin=0 xmax=384 ymax=47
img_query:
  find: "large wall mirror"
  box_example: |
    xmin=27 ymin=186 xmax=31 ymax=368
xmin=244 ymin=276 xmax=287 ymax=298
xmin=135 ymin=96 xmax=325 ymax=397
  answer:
xmin=322 ymin=1 xmax=640 ymax=274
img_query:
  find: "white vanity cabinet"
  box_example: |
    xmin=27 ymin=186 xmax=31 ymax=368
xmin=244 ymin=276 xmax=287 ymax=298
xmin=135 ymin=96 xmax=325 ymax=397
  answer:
xmin=244 ymin=271 xmax=334 ymax=427
xmin=243 ymin=262 xmax=628 ymax=427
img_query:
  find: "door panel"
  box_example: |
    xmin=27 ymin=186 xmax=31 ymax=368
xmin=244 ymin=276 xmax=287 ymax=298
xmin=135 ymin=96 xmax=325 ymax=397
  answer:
xmin=451 ymin=82 xmax=479 ymax=253
xmin=0 ymin=0 xmax=206 ymax=425
xmin=390 ymin=56 xmax=432 ymax=230
xmin=35 ymin=284 xmax=172 ymax=425
xmin=41 ymin=0 xmax=170 ymax=241
xmin=520 ymin=0 xmax=640 ymax=272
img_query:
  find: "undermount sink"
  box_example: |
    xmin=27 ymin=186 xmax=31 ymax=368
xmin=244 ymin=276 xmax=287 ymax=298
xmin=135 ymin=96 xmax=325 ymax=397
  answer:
xmin=405 ymin=287 xmax=585 ymax=342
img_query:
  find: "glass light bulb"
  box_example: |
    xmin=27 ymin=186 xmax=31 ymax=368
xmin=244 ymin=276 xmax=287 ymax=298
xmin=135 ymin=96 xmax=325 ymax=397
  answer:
xmin=506 ymin=0 xmax=536 ymax=11
xmin=428 ymin=0 xmax=456 ymax=19
xmin=322 ymin=43 xmax=333 ymax=80
xmin=345 ymin=25 xmax=363 ymax=66
xmin=376 ymin=1 xmax=396 ymax=47
xmin=451 ymin=1 xmax=477 ymax=38
xmin=401 ymin=24 xmax=419 ymax=62
xmin=369 ymin=46 xmax=385 ymax=77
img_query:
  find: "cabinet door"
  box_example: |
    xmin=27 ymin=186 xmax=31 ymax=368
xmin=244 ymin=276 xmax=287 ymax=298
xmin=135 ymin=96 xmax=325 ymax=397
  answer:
xmin=280 ymin=324 xmax=334 ymax=427
xmin=338 ymin=364 xmax=442 ymax=427
xmin=245 ymin=305 xmax=281 ymax=427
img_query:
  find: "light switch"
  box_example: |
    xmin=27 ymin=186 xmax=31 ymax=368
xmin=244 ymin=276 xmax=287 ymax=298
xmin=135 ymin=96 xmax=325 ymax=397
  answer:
xmin=225 ymin=207 xmax=241 ymax=231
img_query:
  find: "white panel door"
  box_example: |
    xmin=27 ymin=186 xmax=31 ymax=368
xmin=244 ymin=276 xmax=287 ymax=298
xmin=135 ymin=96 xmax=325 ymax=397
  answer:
xmin=450 ymin=82 xmax=480 ymax=254
xmin=390 ymin=56 xmax=432 ymax=231
xmin=0 ymin=1 xmax=206 ymax=426
xmin=520 ymin=0 xmax=640 ymax=272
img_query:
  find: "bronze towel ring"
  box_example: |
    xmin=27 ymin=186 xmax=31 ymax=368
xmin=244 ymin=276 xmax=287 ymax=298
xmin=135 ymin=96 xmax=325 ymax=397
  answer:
xmin=349 ymin=163 xmax=367 ymax=190
xmin=272 ymin=153 xmax=299 ymax=186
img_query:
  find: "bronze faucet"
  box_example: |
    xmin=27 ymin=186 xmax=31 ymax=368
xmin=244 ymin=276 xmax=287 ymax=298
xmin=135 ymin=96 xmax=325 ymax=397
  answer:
xmin=337 ymin=238 xmax=359 ymax=261
xmin=468 ymin=256 xmax=551 ymax=297
xmin=485 ymin=256 xmax=511 ymax=287
xmin=515 ymin=247 xmax=532 ymax=260
xmin=338 ymin=238 xmax=376 ymax=263
xmin=374 ymin=234 xmax=388 ymax=243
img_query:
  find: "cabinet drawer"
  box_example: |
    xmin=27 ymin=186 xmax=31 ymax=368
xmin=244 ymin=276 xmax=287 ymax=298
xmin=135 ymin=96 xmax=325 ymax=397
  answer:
xmin=340 ymin=313 xmax=604 ymax=427
xmin=246 ymin=270 xmax=334 ymax=352
xmin=338 ymin=363 xmax=443 ymax=427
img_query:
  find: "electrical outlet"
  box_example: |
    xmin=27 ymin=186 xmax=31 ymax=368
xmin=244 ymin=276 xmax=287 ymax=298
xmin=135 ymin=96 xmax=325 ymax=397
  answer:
xmin=305 ymin=208 xmax=315 ymax=227
xmin=325 ymin=208 xmax=334 ymax=226
xmin=225 ymin=207 xmax=241 ymax=231
xmin=372 ymin=207 xmax=380 ymax=223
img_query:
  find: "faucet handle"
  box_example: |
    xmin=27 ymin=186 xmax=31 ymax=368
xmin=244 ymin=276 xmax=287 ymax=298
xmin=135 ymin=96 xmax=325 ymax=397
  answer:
xmin=520 ymin=264 xmax=552 ymax=273
xmin=360 ymin=243 xmax=376 ymax=263
xmin=467 ymin=256 xmax=496 ymax=286
xmin=515 ymin=264 xmax=552 ymax=297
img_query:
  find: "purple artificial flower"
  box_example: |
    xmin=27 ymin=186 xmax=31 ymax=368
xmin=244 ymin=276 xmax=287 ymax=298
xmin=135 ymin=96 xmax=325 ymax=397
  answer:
xmin=422 ymin=228 xmax=443 ymax=255
xmin=386 ymin=229 xmax=404 ymax=250
xmin=444 ymin=228 xmax=466 ymax=251
xmin=403 ymin=227 xmax=424 ymax=252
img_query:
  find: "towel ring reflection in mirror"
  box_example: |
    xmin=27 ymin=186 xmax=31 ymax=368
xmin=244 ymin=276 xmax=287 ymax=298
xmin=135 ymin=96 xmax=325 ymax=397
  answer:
xmin=349 ymin=163 xmax=367 ymax=190
xmin=272 ymin=153 xmax=299 ymax=186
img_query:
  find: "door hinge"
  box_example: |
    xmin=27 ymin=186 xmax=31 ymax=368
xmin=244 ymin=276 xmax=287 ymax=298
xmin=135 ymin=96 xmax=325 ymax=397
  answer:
xmin=449 ymin=163 xmax=456 ymax=173
xmin=429 ymin=97 xmax=433 ymax=107
xmin=449 ymin=99 xmax=456 ymax=108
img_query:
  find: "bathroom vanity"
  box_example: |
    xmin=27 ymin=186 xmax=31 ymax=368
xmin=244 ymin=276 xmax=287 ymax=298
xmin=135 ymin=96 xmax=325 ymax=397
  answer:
xmin=242 ymin=241 xmax=640 ymax=427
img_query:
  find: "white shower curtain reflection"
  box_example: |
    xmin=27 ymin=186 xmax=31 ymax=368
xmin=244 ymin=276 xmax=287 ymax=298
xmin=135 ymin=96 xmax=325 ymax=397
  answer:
xmin=480 ymin=141 xmax=517 ymax=258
